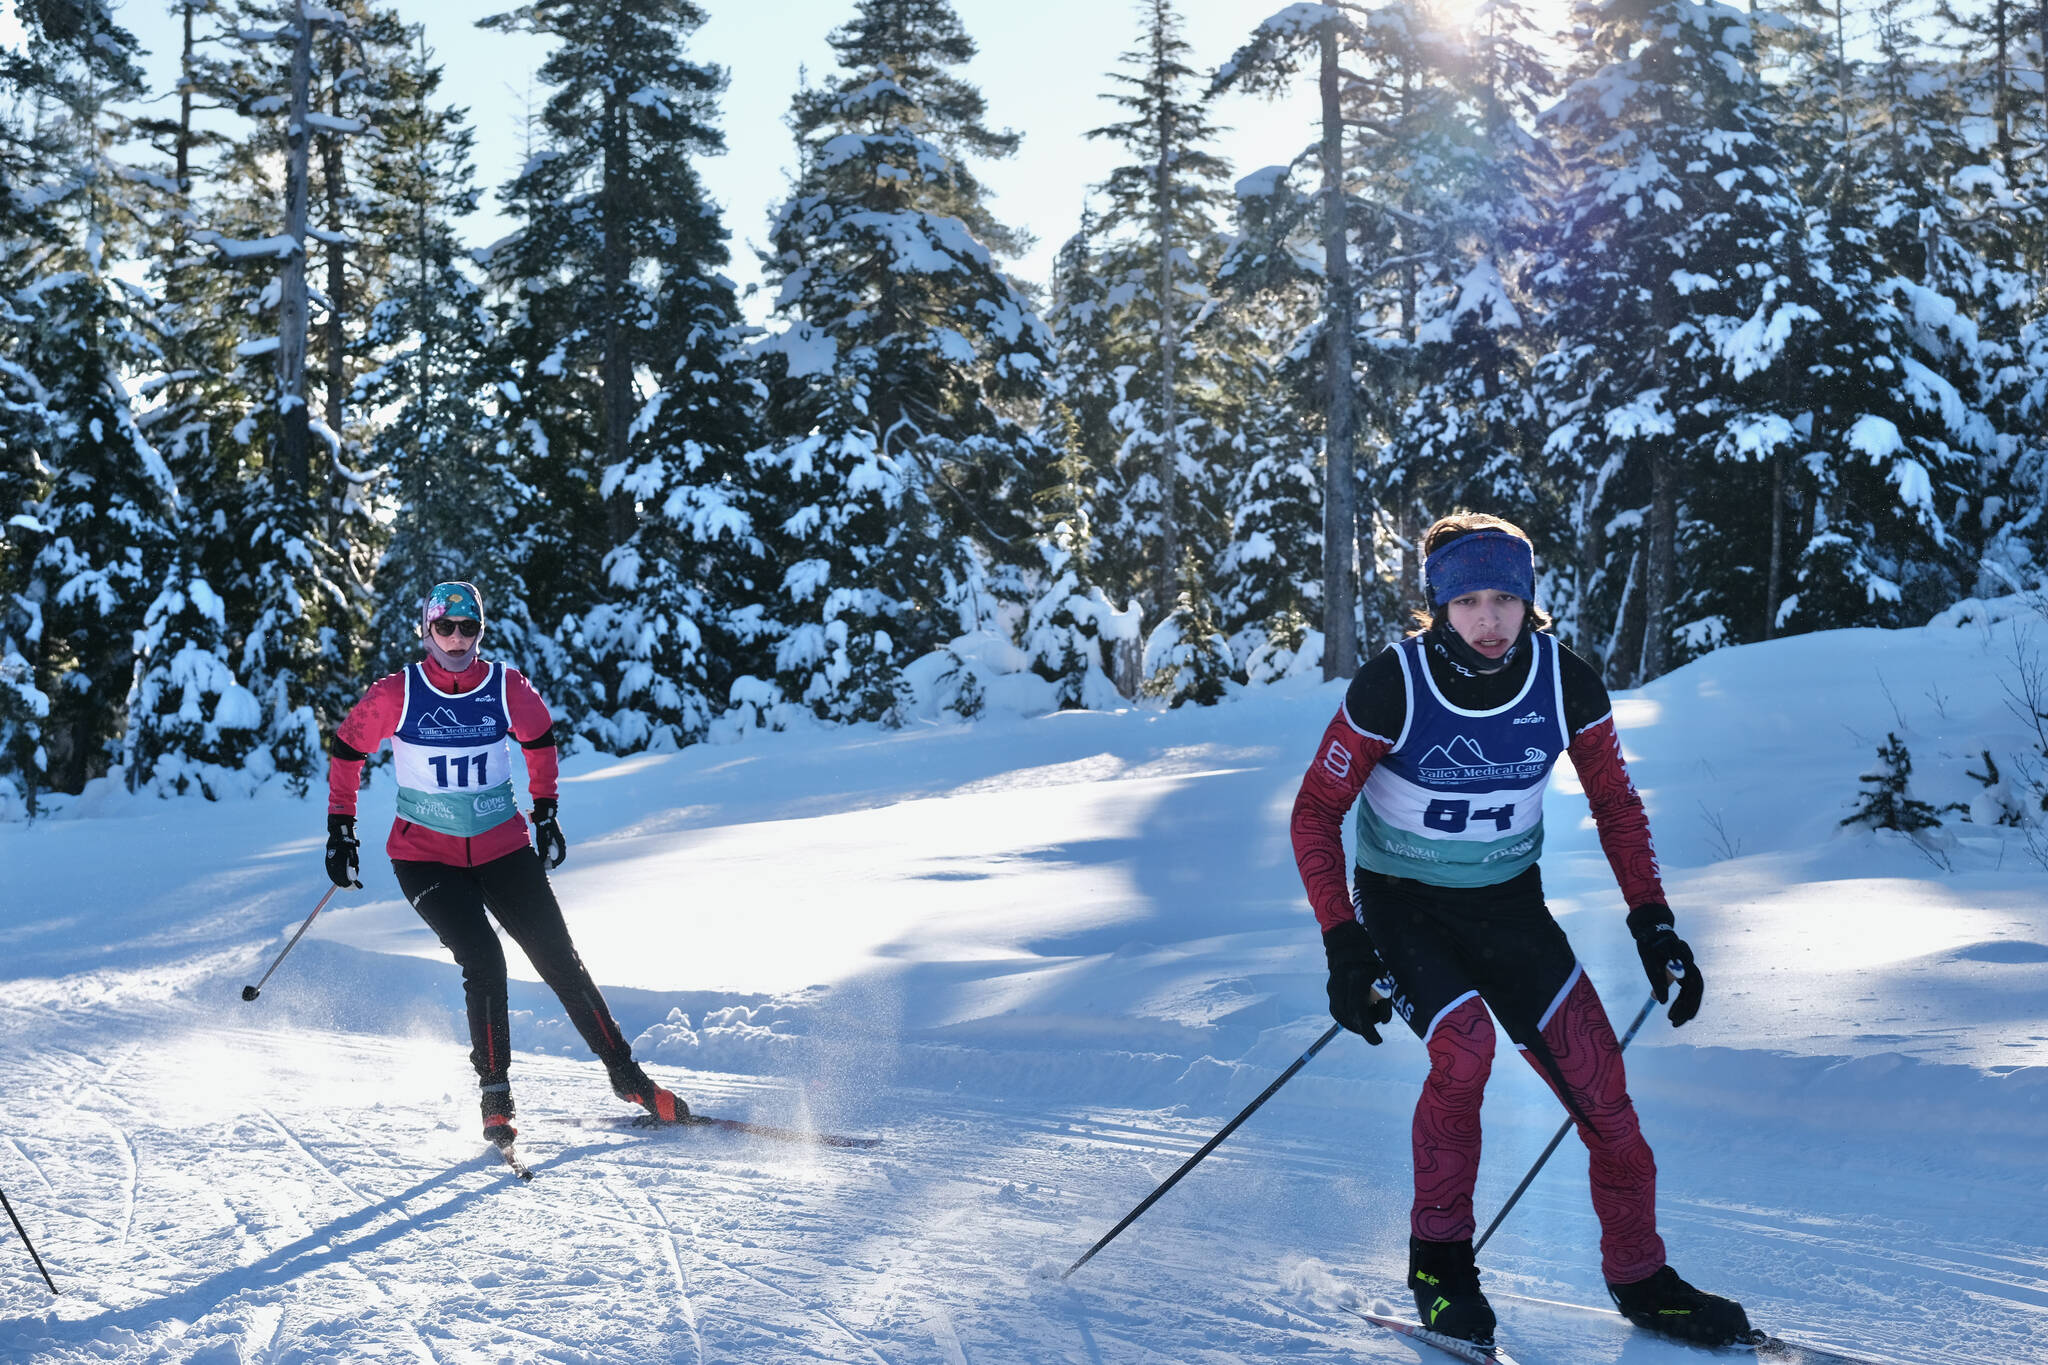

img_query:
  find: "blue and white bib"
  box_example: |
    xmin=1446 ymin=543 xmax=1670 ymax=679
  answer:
xmin=392 ymin=661 xmax=519 ymax=837
xmin=1354 ymin=634 xmax=1571 ymax=887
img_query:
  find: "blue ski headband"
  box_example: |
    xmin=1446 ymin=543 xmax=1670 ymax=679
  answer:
xmin=1424 ymin=530 xmax=1534 ymax=606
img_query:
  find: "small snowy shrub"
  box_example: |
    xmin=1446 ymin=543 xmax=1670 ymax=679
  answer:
xmin=1142 ymin=551 xmax=1236 ymax=708
xmin=1841 ymin=733 xmax=1945 ymax=833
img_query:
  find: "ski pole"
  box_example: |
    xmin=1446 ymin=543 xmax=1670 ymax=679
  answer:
xmin=240 ymin=886 xmax=340 ymax=1002
xmin=1064 ymin=1021 xmax=1342 ymax=1279
xmin=1473 ymin=984 xmax=1663 ymax=1255
xmin=1 ymin=1184 xmax=57 ymax=1295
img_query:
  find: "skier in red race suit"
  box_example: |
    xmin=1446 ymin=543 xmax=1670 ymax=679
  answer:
xmin=1291 ymin=514 xmax=1750 ymax=1350
xmin=324 ymin=581 xmax=685 ymax=1148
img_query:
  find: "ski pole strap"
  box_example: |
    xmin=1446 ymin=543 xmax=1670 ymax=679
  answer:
xmin=1063 ymin=1022 xmax=1342 ymax=1280
xmin=1 ymin=1184 xmax=57 ymax=1295
xmin=1474 ymin=990 xmax=1658 ymax=1256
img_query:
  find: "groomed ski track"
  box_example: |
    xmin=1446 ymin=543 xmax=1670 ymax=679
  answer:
xmin=2 ymin=1007 xmax=2032 ymax=1363
xmin=3 ymin=617 xmax=2046 ymax=1362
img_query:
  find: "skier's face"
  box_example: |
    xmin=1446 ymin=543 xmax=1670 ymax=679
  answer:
xmin=428 ymin=615 xmax=482 ymax=667
xmin=1446 ymin=590 xmax=1522 ymax=660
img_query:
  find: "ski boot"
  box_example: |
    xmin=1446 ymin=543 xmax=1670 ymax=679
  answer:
xmin=480 ymin=1083 xmax=517 ymax=1147
xmin=608 ymin=1057 xmax=688 ymax=1123
xmin=1607 ymin=1264 xmax=1755 ymax=1346
xmin=1409 ymin=1236 xmax=1497 ymax=1347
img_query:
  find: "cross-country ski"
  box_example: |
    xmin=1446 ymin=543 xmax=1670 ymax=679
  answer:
xmin=1352 ymin=1304 xmax=1527 ymax=1364
xmin=579 ymin=1112 xmax=882 ymax=1149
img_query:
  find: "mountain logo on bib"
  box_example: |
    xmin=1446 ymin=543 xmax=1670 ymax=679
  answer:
xmin=1416 ymin=734 xmax=1548 ymax=784
xmin=415 ymin=706 xmax=497 ymax=742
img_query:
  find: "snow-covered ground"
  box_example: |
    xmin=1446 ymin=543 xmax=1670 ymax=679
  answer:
xmin=3 ymin=610 xmax=2046 ymax=1364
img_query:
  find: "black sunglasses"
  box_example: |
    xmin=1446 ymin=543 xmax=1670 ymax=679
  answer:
xmin=430 ymin=618 xmax=481 ymax=639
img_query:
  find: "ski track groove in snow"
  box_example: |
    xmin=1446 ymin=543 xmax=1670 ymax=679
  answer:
xmin=85 ymin=1111 xmax=139 ymax=1249
xmin=3 ymin=1133 xmax=59 ymax=1194
xmin=644 ymin=1192 xmax=708 ymax=1365
xmin=1660 ymin=1200 xmax=2048 ymax=1311
xmin=685 ymin=1224 xmax=905 ymax=1365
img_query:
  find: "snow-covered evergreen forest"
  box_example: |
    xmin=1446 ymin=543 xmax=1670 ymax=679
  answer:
xmin=5 ymin=0 xmax=2047 ymax=813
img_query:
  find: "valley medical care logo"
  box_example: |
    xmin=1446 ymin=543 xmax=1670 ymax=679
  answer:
xmin=416 ymin=705 xmax=496 ymax=743
xmin=1416 ymin=734 xmax=1548 ymax=784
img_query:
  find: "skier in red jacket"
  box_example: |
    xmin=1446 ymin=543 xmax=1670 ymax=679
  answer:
xmin=1291 ymin=514 xmax=1750 ymax=1350
xmin=325 ymin=581 xmax=685 ymax=1149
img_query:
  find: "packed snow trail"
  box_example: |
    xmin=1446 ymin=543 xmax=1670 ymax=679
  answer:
xmin=3 ymin=615 xmax=2046 ymax=1361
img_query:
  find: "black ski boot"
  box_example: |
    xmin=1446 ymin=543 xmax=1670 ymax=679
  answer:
xmin=1409 ymin=1236 xmax=1496 ymax=1347
xmin=480 ymin=1083 xmax=517 ymax=1146
xmin=607 ymin=1057 xmax=688 ymax=1123
xmin=1607 ymin=1264 xmax=1755 ymax=1347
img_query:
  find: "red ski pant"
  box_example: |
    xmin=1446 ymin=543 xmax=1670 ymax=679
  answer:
xmin=1412 ymin=975 xmax=1666 ymax=1283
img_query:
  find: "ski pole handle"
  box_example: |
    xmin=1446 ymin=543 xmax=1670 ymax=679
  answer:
xmin=1473 ymin=990 xmax=1658 ymax=1255
xmin=240 ymin=885 xmax=339 ymax=1002
xmin=1064 ymin=1022 xmax=1341 ymax=1280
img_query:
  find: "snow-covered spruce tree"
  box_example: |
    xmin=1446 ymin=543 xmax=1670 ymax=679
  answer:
xmin=354 ymin=35 xmax=547 ymax=685
xmin=121 ymin=0 xmax=284 ymax=798
xmin=1083 ymin=0 xmax=1235 ymax=617
xmin=1377 ymin=0 xmax=1560 ymax=632
xmin=481 ymin=0 xmax=752 ymax=747
xmin=1022 ymin=407 xmax=1134 ymax=708
xmin=0 ymin=2 xmax=185 ymax=795
xmin=753 ymin=0 xmax=1053 ymax=723
xmin=1211 ymin=163 xmax=1327 ymax=678
xmin=183 ymin=0 xmax=400 ymax=787
xmin=127 ymin=576 xmax=267 ymax=798
xmin=1042 ymin=211 xmax=1123 ymax=566
xmin=1142 ymin=548 xmax=1235 ymax=707
xmin=0 ymin=2 xmax=74 ymax=811
xmin=577 ymin=255 xmax=764 ymax=751
xmin=1728 ymin=0 xmax=1993 ymax=637
xmin=1216 ymin=337 xmax=1325 ymax=681
xmin=1531 ymin=0 xmax=1807 ymax=683
xmin=1912 ymin=0 xmax=2046 ymax=602
xmin=1212 ymin=3 xmax=1369 ymax=678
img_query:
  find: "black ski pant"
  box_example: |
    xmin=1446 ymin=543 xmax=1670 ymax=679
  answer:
xmin=393 ymin=847 xmax=633 ymax=1091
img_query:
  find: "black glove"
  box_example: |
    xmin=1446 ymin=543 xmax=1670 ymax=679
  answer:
xmin=1628 ymin=902 xmax=1702 ymax=1027
xmin=531 ymin=796 xmax=566 ymax=869
xmin=325 ymin=813 xmax=361 ymax=889
xmin=1324 ymin=919 xmax=1395 ymax=1044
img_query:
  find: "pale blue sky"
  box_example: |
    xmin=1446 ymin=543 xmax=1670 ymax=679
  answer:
xmin=6 ymin=0 xmax=1343 ymax=311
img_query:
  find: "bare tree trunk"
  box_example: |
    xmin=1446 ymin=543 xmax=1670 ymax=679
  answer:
xmin=1764 ymin=449 xmax=1785 ymax=640
xmin=1577 ymin=479 xmax=1605 ymax=662
xmin=320 ymin=77 xmax=347 ymax=441
xmin=1318 ymin=22 xmax=1358 ymax=680
xmin=1153 ymin=7 xmax=1180 ymax=613
xmin=275 ymin=1 xmax=314 ymax=502
xmin=601 ymin=91 xmax=636 ymax=547
xmin=1640 ymin=443 xmax=1677 ymax=679
xmin=176 ymin=3 xmax=195 ymax=194
xmin=1608 ymin=545 xmax=1644 ymax=689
